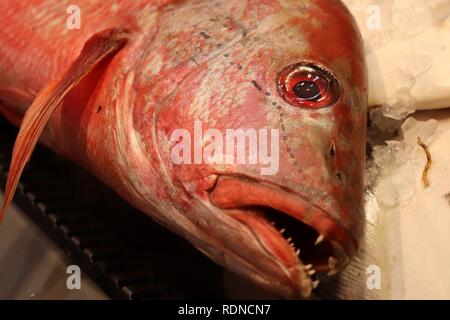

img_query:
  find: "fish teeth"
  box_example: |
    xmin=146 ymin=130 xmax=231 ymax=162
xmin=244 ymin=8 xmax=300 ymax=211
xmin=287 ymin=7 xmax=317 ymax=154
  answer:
xmin=327 ymin=269 xmax=338 ymax=276
xmin=295 ymin=249 xmax=300 ymax=256
xmin=328 ymin=256 xmax=338 ymax=269
xmin=287 ymin=237 xmax=292 ymax=243
xmin=312 ymin=280 xmax=320 ymax=289
xmin=305 ymin=264 xmax=313 ymax=270
xmin=280 ymin=228 xmax=285 ymax=234
xmin=314 ymin=234 xmax=325 ymax=245
xmin=308 ymin=269 xmax=316 ymax=276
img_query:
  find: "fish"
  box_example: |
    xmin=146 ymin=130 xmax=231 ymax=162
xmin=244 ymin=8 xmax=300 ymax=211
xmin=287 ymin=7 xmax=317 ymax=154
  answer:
xmin=0 ymin=0 xmax=367 ymax=298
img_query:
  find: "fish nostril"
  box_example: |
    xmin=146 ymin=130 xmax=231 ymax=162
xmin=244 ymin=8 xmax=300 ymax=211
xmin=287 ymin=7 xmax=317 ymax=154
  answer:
xmin=204 ymin=174 xmax=219 ymax=191
xmin=327 ymin=141 xmax=343 ymax=182
xmin=329 ymin=141 xmax=336 ymax=160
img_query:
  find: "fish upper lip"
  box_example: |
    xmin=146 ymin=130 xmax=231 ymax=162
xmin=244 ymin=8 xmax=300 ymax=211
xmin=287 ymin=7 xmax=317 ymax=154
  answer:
xmin=206 ymin=173 xmax=355 ymax=296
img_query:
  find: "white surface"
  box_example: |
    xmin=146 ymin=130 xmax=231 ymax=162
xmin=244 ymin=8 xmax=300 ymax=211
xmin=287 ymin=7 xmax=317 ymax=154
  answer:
xmin=0 ymin=193 xmax=107 ymax=300
xmin=344 ymin=0 xmax=450 ymax=114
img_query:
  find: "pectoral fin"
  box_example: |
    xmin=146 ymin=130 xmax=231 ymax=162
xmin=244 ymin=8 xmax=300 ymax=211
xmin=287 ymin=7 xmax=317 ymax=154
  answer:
xmin=0 ymin=28 xmax=129 ymax=222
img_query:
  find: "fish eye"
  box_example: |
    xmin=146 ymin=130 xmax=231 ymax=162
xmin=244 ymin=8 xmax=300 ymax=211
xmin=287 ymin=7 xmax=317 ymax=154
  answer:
xmin=276 ymin=63 xmax=340 ymax=109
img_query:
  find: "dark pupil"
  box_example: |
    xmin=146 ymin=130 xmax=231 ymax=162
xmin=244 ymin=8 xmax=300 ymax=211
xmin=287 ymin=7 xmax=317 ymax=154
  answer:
xmin=293 ymin=80 xmax=321 ymax=101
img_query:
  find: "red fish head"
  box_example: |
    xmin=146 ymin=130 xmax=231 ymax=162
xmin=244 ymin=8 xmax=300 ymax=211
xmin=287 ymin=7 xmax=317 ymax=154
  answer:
xmin=133 ymin=0 xmax=367 ymax=298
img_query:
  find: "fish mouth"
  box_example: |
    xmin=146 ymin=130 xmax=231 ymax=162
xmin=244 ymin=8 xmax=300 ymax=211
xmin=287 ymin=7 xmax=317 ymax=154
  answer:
xmin=207 ymin=174 xmax=356 ymax=297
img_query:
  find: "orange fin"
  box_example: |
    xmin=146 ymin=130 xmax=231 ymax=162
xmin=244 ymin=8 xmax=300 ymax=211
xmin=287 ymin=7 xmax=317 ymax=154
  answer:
xmin=0 ymin=28 xmax=129 ymax=222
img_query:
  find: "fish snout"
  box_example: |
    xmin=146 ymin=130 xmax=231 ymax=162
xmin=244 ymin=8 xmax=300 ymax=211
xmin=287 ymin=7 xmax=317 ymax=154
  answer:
xmin=206 ymin=174 xmax=355 ymax=297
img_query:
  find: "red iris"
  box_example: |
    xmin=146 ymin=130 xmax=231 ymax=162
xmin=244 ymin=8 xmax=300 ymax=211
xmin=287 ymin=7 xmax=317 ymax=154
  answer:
xmin=277 ymin=63 xmax=340 ymax=109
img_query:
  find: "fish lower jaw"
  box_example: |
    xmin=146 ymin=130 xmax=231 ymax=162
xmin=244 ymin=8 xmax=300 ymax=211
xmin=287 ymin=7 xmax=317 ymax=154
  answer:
xmin=207 ymin=174 xmax=352 ymax=296
xmin=225 ymin=207 xmax=334 ymax=297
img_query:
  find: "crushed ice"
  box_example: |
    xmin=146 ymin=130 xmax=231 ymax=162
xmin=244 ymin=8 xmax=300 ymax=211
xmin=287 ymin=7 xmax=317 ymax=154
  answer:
xmin=365 ymin=107 xmax=438 ymax=209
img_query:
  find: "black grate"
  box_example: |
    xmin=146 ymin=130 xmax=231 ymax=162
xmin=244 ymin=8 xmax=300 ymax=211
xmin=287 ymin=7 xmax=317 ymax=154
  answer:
xmin=0 ymin=117 xmax=224 ymax=300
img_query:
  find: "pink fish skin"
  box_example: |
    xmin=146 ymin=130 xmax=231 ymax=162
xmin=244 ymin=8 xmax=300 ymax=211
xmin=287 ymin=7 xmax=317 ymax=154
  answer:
xmin=0 ymin=0 xmax=367 ymax=298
